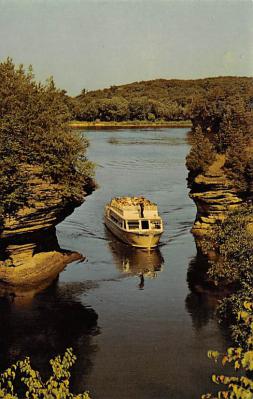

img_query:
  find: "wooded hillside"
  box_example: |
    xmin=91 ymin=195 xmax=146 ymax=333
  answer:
xmin=72 ymin=77 xmax=253 ymax=122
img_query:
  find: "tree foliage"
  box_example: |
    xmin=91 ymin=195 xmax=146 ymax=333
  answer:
xmin=0 ymin=348 xmax=91 ymax=399
xmin=188 ymin=88 xmax=253 ymax=191
xmin=72 ymin=77 xmax=253 ymax=123
xmin=200 ymin=205 xmax=253 ymax=348
xmin=202 ymin=302 xmax=253 ymax=399
xmin=0 ymin=59 xmax=94 ymax=218
xmin=201 ymin=206 xmax=253 ymax=286
xmin=218 ymin=284 xmax=253 ymax=348
xmin=186 ymin=126 xmax=216 ymax=176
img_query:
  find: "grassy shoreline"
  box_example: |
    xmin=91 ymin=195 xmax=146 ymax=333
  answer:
xmin=69 ymin=120 xmax=192 ymax=129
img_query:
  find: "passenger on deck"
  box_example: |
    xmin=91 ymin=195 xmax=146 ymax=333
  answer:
xmin=140 ymin=202 xmax=144 ymax=218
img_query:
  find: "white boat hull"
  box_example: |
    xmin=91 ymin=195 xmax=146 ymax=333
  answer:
xmin=104 ymin=216 xmax=162 ymax=248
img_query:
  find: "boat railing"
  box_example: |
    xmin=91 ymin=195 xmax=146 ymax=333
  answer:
xmin=111 ymin=205 xmax=158 ymax=219
xmin=111 ymin=206 xmax=139 ymax=217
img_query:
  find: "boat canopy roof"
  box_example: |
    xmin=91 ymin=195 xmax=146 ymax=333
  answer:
xmin=108 ymin=196 xmax=160 ymax=219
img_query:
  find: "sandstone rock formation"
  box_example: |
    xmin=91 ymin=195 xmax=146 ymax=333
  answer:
xmin=189 ymin=155 xmax=244 ymax=238
xmin=0 ymin=165 xmax=94 ymax=293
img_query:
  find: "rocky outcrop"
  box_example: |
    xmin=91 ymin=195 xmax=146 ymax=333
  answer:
xmin=0 ymin=227 xmax=84 ymax=291
xmin=189 ymin=155 xmax=244 ymax=237
xmin=0 ymin=165 xmax=93 ymax=292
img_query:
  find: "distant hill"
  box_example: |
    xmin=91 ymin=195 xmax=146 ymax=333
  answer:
xmin=72 ymin=76 xmax=253 ymax=122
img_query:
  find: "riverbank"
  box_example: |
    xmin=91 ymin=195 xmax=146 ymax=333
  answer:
xmin=69 ymin=120 xmax=192 ymax=129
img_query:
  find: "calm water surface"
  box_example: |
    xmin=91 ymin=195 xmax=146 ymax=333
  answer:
xmin=0 ymin=128 xmax=229 ymax=399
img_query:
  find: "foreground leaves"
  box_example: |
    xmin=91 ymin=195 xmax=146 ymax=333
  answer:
xmin=202 ymin=302 xmax=253 ymax=399
xmin=0 ymin=348 xmax=91 ymax=399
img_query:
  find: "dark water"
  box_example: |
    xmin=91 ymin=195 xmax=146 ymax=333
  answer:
xmin=0 ymin=128 xmax=229 ymax=399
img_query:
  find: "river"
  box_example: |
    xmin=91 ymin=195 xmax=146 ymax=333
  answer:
xmin=0 ymin=128 xmax=229 ymax=399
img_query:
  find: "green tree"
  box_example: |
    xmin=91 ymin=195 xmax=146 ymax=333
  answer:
xmin=201 ymin=206 xmax=253 ymax=347
xmin=78 ymin=99 xmax=100 ymax=121
xmin=0 ymin=59 xmax=94 ymax=220
xmin=128 ymin=97 xmax=150 ymax=120
xmin=98 ymin=97 xmax=129 ymax=121
xmin=186 ymin=126 xmax=216 ymax=176
xmin=202 ymin=206 xmax=253 ymax=286
xmin=218 ymin=284 xmax=253 ymax=348
xmin=189 ymin=89 xmax=252 ymax=190
xmin=224 ymin=127 xmax=249 ymax=191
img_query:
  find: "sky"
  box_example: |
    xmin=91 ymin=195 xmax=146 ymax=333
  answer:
xmin=0 ymin=0 xmax=252 ymax=95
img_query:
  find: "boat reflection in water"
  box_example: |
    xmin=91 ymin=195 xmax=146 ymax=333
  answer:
xmin=106 ymin=230 xmax=164 ymax=286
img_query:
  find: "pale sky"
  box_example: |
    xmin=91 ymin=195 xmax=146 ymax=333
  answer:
xmin=0 ymin=0 xmax=252 ymax=95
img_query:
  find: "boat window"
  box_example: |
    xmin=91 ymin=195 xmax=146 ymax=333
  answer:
xmin=127 ymin=221 xmax=139 ymax=230
xmin=150 ymin=220 xmax=161 ymax=229
xmin=110 ymin=213 xmax=123 ymax=227
xmin=141 ymin=220 xmax=149 ymax=230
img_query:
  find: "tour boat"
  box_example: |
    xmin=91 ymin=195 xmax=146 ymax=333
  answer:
xmin=104 ymin=197 xmax=164 ymax=248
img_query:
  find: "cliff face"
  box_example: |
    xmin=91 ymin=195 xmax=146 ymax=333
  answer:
xmin=0 ymin=165 xmax=93 ymax=292
xmin=189 ymin=155 xmax=244 ymax=238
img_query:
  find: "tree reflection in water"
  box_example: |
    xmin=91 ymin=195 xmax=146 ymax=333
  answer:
xmin=0 ymin=278 xmax=99 ymax=394
xmin=185 ymin=250 xmax=232 ymax=332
